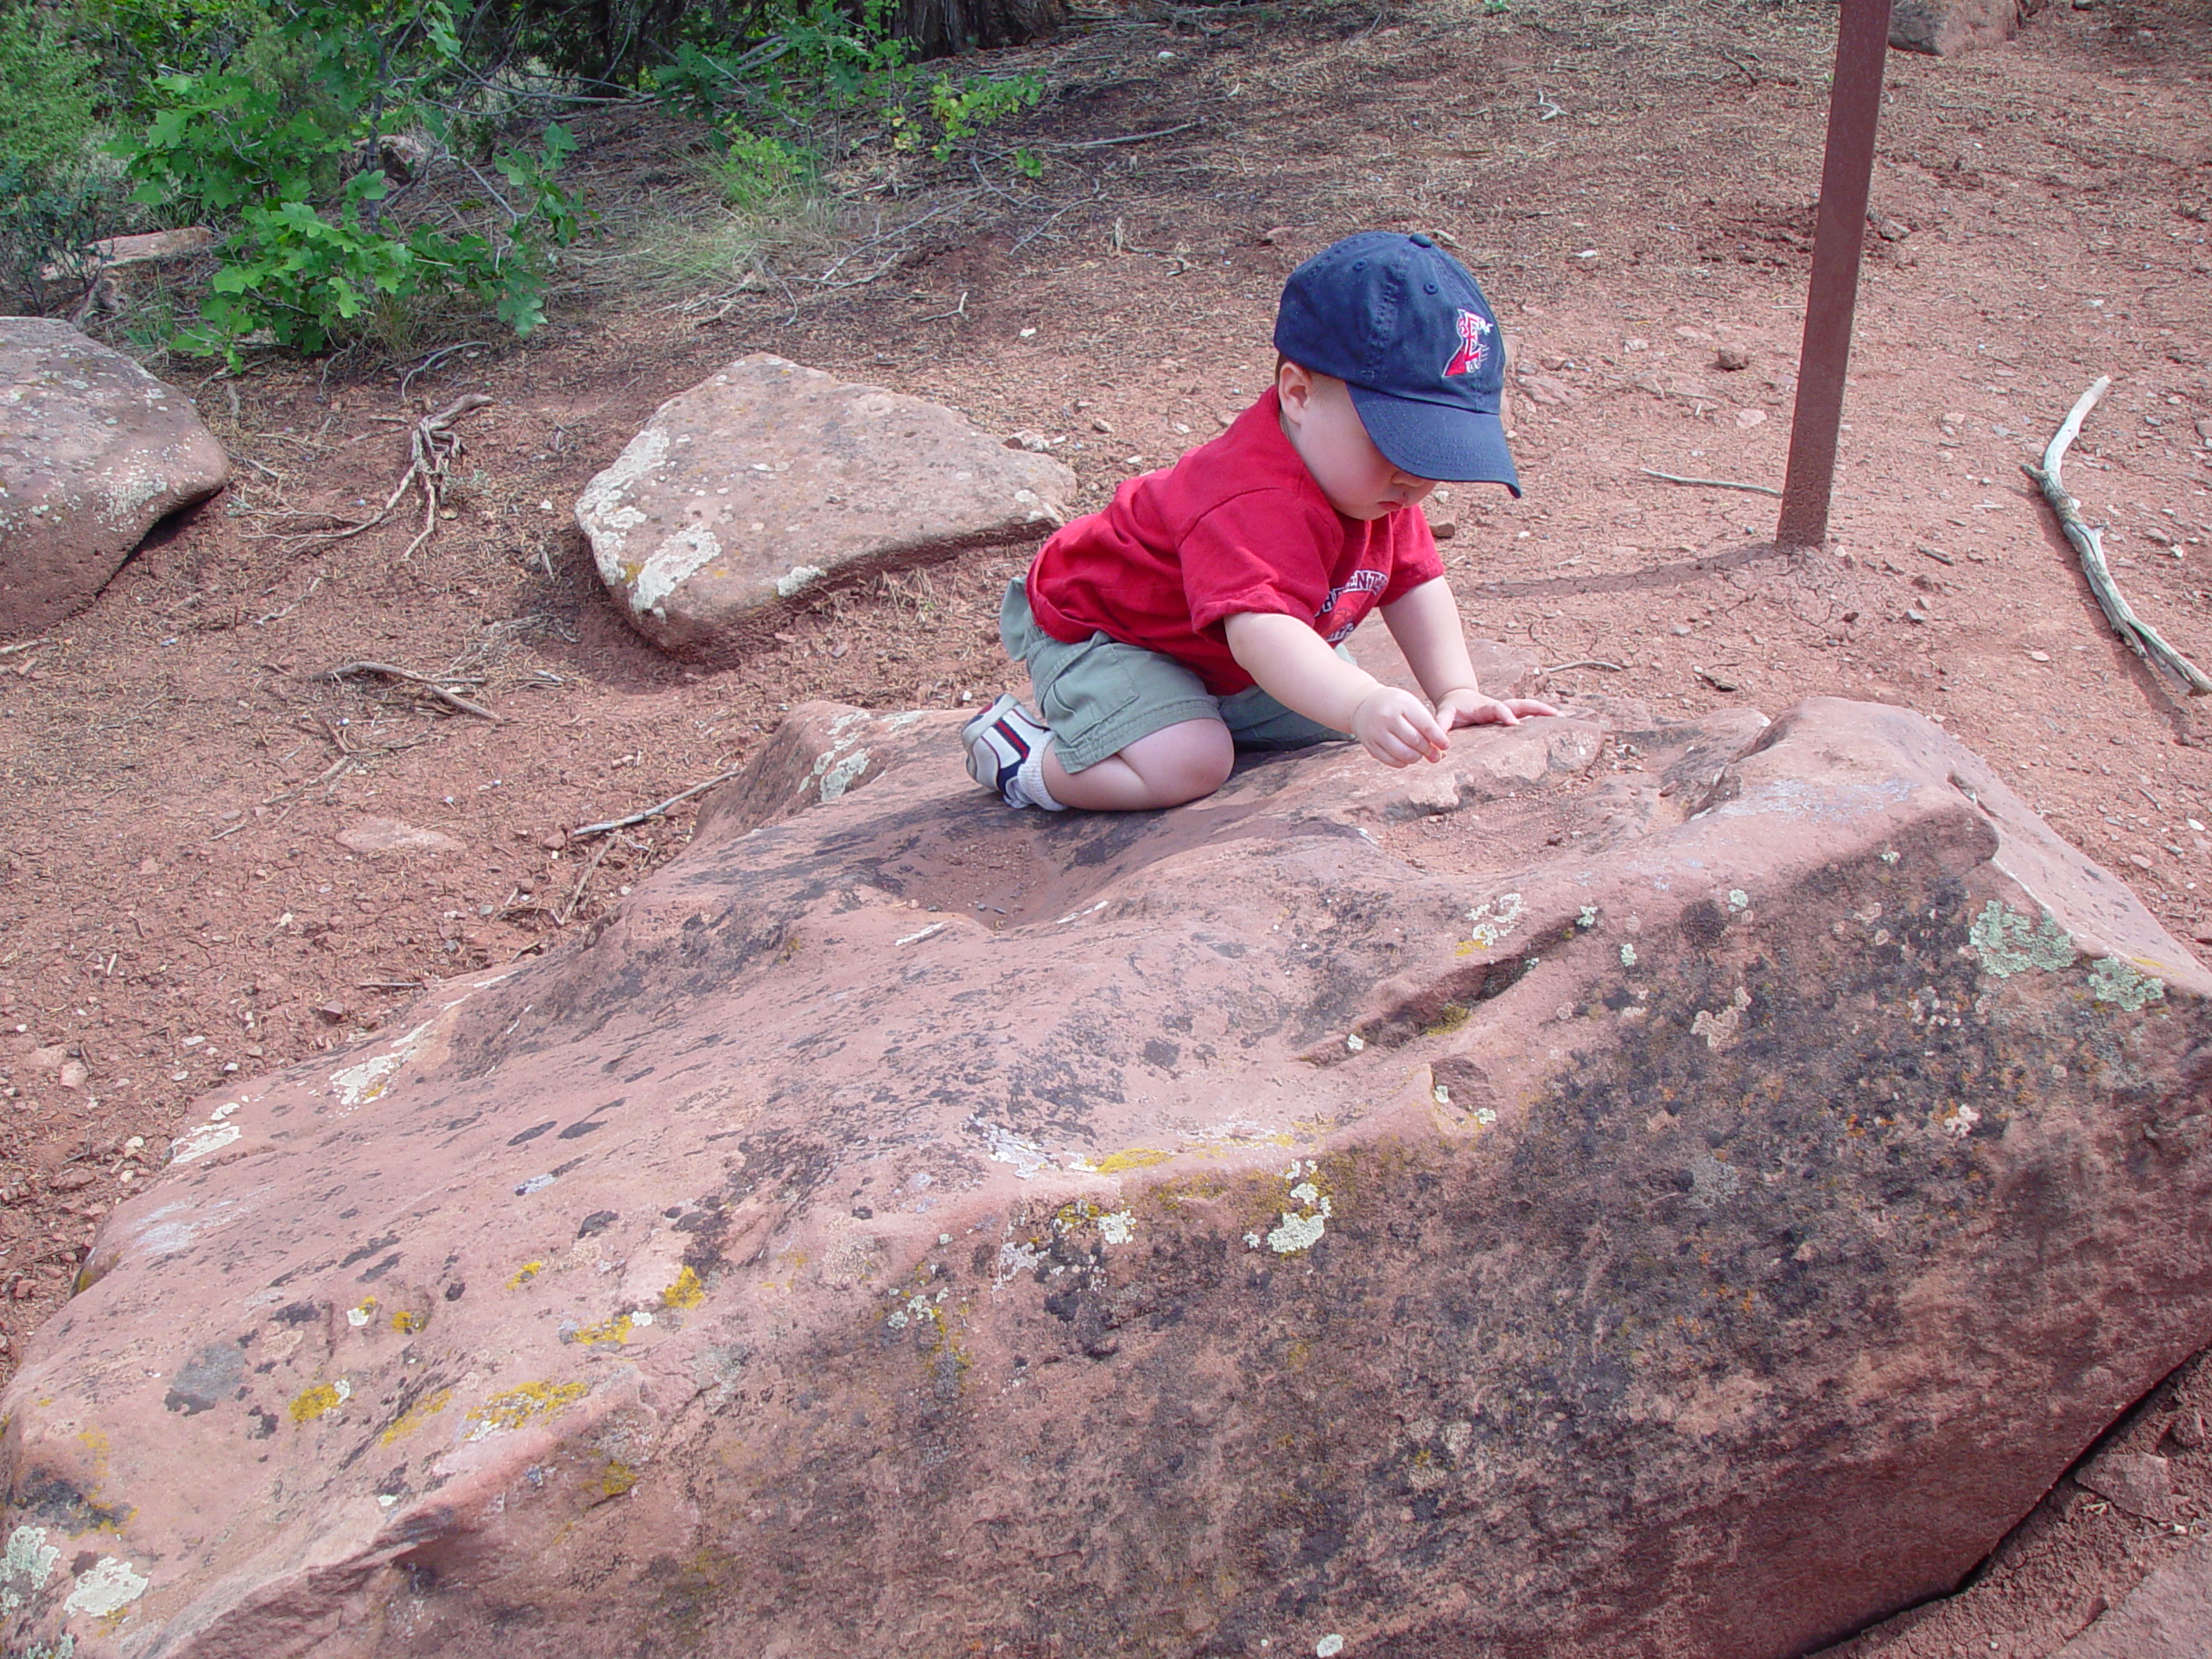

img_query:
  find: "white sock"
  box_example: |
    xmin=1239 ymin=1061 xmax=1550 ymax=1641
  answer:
xmin=1016 ymin=741 xmax=1065 ymax=811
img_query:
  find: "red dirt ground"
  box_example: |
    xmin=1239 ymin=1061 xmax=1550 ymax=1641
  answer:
xmin=4 ymin=0 xmax=2211 ymax=1649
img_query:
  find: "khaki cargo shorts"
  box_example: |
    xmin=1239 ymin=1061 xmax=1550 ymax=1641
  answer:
xmin=999 ymin=578 xmax=1348 ymax=774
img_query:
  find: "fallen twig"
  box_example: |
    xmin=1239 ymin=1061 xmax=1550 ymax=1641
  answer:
xmin=569 ymin=766 xmax=747 ymax=839
xmin=321 ymin=660 xmax=499 ymax=721
xmin=1640 ymin=467 xmax=1783 ymax=498
xmin=0 ymin=638 xmax=52 ymax=657
xmin=397 ymin=340 xmax=488 ymax=402
xmin=1036 ymin=121 xmax=1201 ymax=151
xmin=277 ymin=393 xmax=492 ymax=559
xmin=2024 ymin=376 xmax=2212 ymax=696
xmin=1544 ymin=658 xmax=1626 ymax=673
xmin=553 ymin=836 xmax=617 ymax=925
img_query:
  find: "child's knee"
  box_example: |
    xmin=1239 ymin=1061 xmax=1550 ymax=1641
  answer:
xmin=1142 ymin=721 xmax=1235 ymax=803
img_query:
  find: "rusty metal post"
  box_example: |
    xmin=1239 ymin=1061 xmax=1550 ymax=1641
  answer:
xmin=1775 ymin=0 xmax=1895 ymax=549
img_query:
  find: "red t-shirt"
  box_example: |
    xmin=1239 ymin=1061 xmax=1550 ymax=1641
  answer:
xmin=1026 ymin=389 xmax=1445 ymax=696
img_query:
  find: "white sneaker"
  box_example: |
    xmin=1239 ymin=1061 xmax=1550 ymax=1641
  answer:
xmin=963 ymin=695 xmax=1060 ymax=809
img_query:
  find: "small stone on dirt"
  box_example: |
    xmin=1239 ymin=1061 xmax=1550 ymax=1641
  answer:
xmin=1736 ymin=408 xmax=1768 ymax=429
xmin=2077 ymin=1449 xmax=2172 ymax=1519
xmin=1091 ymin=416 xmax=1115 ymax=434
xmin=336 ymin=817 xmax=464 ymax=856
xmin=1714 ymin=346 xmax=1753 ymax=372
xmin=57 ymin=1061 xmax=86 ymax=1091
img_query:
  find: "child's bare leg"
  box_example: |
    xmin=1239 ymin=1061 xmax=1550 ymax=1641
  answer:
xmin=1044 ymin=719 xmax=1234 ymax=810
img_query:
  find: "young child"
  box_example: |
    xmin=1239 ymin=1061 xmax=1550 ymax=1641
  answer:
xmin=965 ymin=230 xmax=1557 ymax=812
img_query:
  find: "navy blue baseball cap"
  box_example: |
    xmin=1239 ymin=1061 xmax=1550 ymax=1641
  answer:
xmin=1274 ymin=231 xmax=1520 ymax=495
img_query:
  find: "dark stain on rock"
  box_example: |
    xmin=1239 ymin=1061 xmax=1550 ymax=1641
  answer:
xmin=338 ymin=1233 xmax=401 ymax=1270
xmin=163 ymin=1339 xmax=245 ymax=1414
xmin=1681 ymin=897 xmax=1729 ymax=950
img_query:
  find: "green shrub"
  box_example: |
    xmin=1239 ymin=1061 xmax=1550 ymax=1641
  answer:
xmin=696 ymin=128 xmax=814 ymax=210
xmin=113 ymin=0 xmax=581 ymax=361
xmin=0 ymin=5 xmax=99 ymax=184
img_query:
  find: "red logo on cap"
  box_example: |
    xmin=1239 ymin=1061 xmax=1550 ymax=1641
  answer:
xmin=1444 ymin=308 xmax=1491 ymax=377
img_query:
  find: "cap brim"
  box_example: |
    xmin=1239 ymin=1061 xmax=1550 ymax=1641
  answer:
xmin=1348 ymin=385 xmax=1522 ymax=497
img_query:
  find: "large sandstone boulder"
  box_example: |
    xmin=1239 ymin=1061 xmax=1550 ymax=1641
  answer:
xmin=1888 ymin=0 xmax=2039 ymax=57
xmin=0 ymin=319 xmax=230 ymax=637
xmin=576 ymin=354 xmax=1075 ymax=658
xmin=6 ymin=664 xmax=2212 ymax=1659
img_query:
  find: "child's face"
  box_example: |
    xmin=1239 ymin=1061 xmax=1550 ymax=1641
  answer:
xmin=1276 ymin=365 xmax=1440 ymax=520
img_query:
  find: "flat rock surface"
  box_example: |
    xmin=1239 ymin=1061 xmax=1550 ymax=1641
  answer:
xmin=5 ymin=693 xmax=2212 ymax=1659
xmin=575 ymin=353 xmax=1075 ymax=658
xmin=0 ymin=318 xmax=229 ymax=637
xmin=2056 ymin=1540 xmax=2212 ymax=1658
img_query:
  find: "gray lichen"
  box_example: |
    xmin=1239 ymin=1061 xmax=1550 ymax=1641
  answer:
xmin=2088 ymin=957 xmax=2165 ymax=1012
xmin=1969 ymin=901 xmax=2076 ymax=978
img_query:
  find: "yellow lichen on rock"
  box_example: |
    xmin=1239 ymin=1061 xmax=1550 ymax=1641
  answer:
xmin=659 ymin=1267 xmax=706 ymax=1310
xmin=466 ymin=1380 xmax=588 ymax=1440
xmin=289 ymin=1380 xmax=351 ymax=1424
xmin=380 ymin=1388 xmax=453 ymax=1446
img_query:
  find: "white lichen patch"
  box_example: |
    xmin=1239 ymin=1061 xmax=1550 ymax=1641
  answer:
xmin=1577 ymin=905 xmax=1599 ymax=930
xmin=1969 ymin=901 xmax=2076 ymax=979
xmin=994 ymin=1240 xmax=1042 ymax=1287
xmin=1690 ymin=987 xmax=1752 ymax=1052
xmin=1264 ymin=1160 xmax=1332 ymax=1255
xmin=576 ymin=428 xmax=671 ymax=573
xmin=1317 ymin=1637 xmax=1346 ymax=1657
xmin=973 ymin=1120 xmax=1049 ymax=1179
xmin=1687 ymin=1150 xmax=1743 ymax=1209
xmin=169 ymin=1121 xmax=240 ymax=1166
xmin=1344 ymin=1033 xmax=1366 ymax=1053
xmin=2089 ymin=957 xmax=2165 ymax=1012
xmin=818 ymin=747 xmax=870 ymax=802
xmin=3 ymin=1526 xmax=60 ymax=1592
xmin=774 ymin=563 xmax=828 ymax=598
xmin=1937 ymin=1103 xmax=1981 ymax=1139
xmin=331 ymin=1020 xmax=435 ymax=1108
xmin=1619 ymin=943 xmax=1638 ymax=969
xmin=1097 ymin=1210 xmax=1136 ymax=1246
xmin=1466 ymin=893 xmax=1525 ymax=950
xmin=61 ymin=1556 xmax=149 ymax=1618
xmin=1268 ymin=1211 xmax=1328 ymax=1254
xmin=632 ymin=524 xmax=722 ymax=616
xmin=1728 ymin=889 xmax=1749 ymax=911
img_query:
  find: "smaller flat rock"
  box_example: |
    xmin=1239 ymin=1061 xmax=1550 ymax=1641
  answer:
xmin=2077 ymin=1448 xmax=2173 ymax=1519
xmin=334 ymin=817 xmax=464 ymax=855
xmin=2057 ymin=1539 xmax=2212 ymax=1659
xmin=577 ymin=354 xmax=1076 ymax=658
xmin=0 ymin=319 xmax=230 ymax=637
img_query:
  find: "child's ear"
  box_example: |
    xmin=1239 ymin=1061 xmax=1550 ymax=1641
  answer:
xmin=1277 ymin=360 xmax=1314 ymax=424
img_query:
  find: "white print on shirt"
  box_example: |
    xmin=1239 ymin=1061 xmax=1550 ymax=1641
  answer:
xmin=1316 ymin=568 xmax=1390 ymax=643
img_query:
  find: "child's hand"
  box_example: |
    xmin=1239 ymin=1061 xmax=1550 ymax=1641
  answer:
xmin=1351 ymin=686 xmax=1452 ymax=767
xmin=1437 ymin=689 xmax=1563 ymax=729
